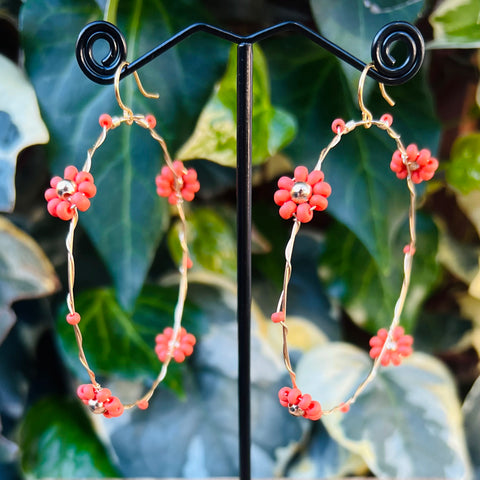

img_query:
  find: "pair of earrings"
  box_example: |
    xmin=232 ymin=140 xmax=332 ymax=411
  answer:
xmin=46 ymin=62 xmax=438 ymax=420
xmin=271 ymin=64 xmax=438 ymax=420
xmin=45 ymin=62 xmax=199 ymax=417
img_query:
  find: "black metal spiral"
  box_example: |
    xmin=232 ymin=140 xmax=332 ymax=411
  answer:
xmin=75 ymin=21 xmax=127 ymax=84
xmin=371 ymin=21 xmax=424 ymax=85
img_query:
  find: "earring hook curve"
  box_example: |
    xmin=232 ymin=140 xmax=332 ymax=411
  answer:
xmin=358 ymin=63 xmax=395 ymax=126
xmin=113 ymin=61 xmax=159 ymax=122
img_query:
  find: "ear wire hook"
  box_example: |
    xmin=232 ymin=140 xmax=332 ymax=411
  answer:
xmin=113 ymin=61 xmax=159 ymax=123
xmin=358 ymin=63 xmax=395 ymax=127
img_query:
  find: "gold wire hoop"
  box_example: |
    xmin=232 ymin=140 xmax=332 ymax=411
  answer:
xmin=275 ymin=109 xmax=418 ymax=416
xmin=65 ymin=87 xmax=191 ymax=411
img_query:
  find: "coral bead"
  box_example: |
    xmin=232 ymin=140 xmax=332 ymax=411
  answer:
xmin=56 ymin=201 xmax=74 ymax=220
xmin=66 ymin=312 xmax=81 ymax=325
xmin=271 ymin=312 xmax=285 ymax=323
xmin=99 ymin=114 xmax=113 ymax=129
xmin=137 ymin=400 xmax=149 ymax=410
xmin=96 ymin=388 xmax=112 ymax=403
xmin=331 ymin=118 xmax=345 ymax=134
xmin=145 ymin=114 xmax=156 ymax=128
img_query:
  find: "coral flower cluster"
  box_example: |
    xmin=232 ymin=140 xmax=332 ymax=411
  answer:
xmin=77 ymin=384 xmax=124 ymax=418
xmin=369 ymin=326 xmax=413 ymax=367
xmin=45 ymin=166 xmax=97 ymax=220
xmin=274 ymin=166 xmax=332 ymax=223
xmin=156 ymin=160 xmax=200 ymax=205
xmin=278 ymin=386 xmax=322 ymax=420
xmin=155 ymin=327 xmax=196 ymax=363
xmin=390 ymin=144 xmax=439 ymax=184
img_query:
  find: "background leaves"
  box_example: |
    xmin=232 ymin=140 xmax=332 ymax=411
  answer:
xmin=1 ymin=0 xmax=479 ymax=478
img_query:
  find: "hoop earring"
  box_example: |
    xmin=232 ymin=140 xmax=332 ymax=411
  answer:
xmin=45 ymin=62 xmax=199 ymax=418
xmin=271 ymin=64 xmax=439 ymax=421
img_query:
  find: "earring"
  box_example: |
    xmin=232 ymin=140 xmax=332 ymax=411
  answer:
xmin=45 ymin=62 xmax=199 ymax=417
xmin=271 ymin=64 xmax=438 ymax=421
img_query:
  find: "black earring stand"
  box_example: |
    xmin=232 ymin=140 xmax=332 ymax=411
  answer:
xmin=76 ymin=20 xmax=424 ymax=480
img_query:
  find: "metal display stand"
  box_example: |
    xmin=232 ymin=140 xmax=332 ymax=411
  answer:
xmin=75 ymin=20 xmax=425 ymax=480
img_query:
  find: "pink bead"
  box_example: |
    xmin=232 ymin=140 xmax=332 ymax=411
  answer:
xmin=294 ymin=166 xmax=308 ymax=182
xmin=271 ymin=312 xmax=285 ymax=323
xmin=274 ymin=189 xmax=291 ymax=206
xmin=310 ymin=195 xmax=328 ymax=211
xmin=307 ymin=170 xmax=324 ymax=185
xmin=50 ymin=176 xmax=62 ymax=188
xmin=56 ymin=201 xmax=74 ymax=221
xmin=296 ymin=203 xmax=313 ymax=223
xmin=287 ymin=388 xmax=302 ymax=405
xmin=78 ymin=181 xmax=97 ymax=198
xmin=99 ymin=114 xmax=113 ymax=129
xmin=145 ymin=114 xmax=156 ymax=129
xmin=331 ymin=118 xmax=345 ymax=134
xmin=47 ymin=198 xmax=61 ymax=217
xmin=64 ymin=166 xmax=78 ymax=181
xmin=137 ymin=400 xmax=149 ymax=410
xmin=70 ymin=192 xmax=90 ymax=212
xmin=77 ymin=384 xmax=95 ymax=400
xmin=279 ymin=201 xmax=297 ymax=219
xmin=277 ymin=176 xmax=294 ymax=190
xmin=298 ymin=394 xmax=312 ymax=410
xmin=96 ymin=388 xmax=112 ymax=403
xmin=380 ymin=113 xmax=393 ymax=126
xmin=66 ymin=312 xmax=81 ymax=325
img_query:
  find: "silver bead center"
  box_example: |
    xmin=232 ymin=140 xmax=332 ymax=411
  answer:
xmin=56 ymin=179 xmax=76 ymax=199
xmin=290 ymin=182 xmax=312 ymax=204
xmin=88 ymin=399 xmax=105 ymax=414
xmin=288 ymin=404 xmax=305 ymax=417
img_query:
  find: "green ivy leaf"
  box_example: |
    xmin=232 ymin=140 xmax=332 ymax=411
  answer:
xmin=20 ymin=398 xmax=119 ymax=478
xmin=0 ymin=54 xmax=49 ymax=212
xmin=20 ymin=0 xmax=229 ymax=310
xmin=0 ymin=216 xmax=58 ymax=344
xmin=297 ymin=343 xmax=472 ymax=479
xmin=56 ymin=285 xmax=199 ymax=393
xmin=463 ymin=375 xmax=480 ymax=478
xmin=446 ymin=133 xmax=480 ymax=194
xmin=167 ymin=207 xmax=237 ymax=280
xmin=320 ymin=214 xmax=440 ymax=332
xmin=429 ymin=0 xmax=480 ymax=49
xmin=177 ymin=45 xmax=297 ymax=167
xmin=309 ymin=0 xmax=425 ymax=92
xmin=285 ymin=421 xmax=367 ymax=478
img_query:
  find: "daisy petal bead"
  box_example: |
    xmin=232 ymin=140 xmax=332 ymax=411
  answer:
xmin=274 ymin=166 xmax=331 ymax=223
xmin=278 ymin=387 xmax=291 ymax=407
xmin=156 ymin=161 xmax=200 ymax=204
xmin=271 ymin=311 xmax=285 ymax=323
xmin=304 ymin=400 xmax=322 ymax=420
xmin=77 ymin=384 xmax=95 ymax=401
xmin=155 ymin=326 xmax=196 ymax=363
xmin=45 ymin=166 xmax=96 ymax=219
xmin=369 ymin=326 xmax=414 ymax=366
xmin=294 ymin=166 xmax=309 ymax=182
xmin=390 ymin=144 xmax=438 ymax=184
